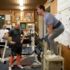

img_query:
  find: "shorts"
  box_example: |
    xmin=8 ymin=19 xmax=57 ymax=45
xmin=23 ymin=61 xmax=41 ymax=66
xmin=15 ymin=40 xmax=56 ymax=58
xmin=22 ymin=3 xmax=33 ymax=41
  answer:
xmin=10 ymin=43 xmax=22 ymax=56
xmin=53 ymin=21 xmax=61 ymax=29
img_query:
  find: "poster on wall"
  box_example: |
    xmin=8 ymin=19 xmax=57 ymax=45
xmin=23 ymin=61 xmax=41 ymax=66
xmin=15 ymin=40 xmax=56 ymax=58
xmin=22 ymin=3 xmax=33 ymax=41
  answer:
xmin=23 ymin=11 xmax=34 ymax=22
xmin=5 ymin=15 xmax=11 ymax=20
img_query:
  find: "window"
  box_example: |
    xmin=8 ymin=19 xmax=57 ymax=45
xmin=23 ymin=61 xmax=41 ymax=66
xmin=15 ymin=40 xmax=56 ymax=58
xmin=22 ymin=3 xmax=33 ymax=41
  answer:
xmin=20 ymin=22 xmax=27 ymax=30
xmin=0 ymin=15 xmax=5 ymax=28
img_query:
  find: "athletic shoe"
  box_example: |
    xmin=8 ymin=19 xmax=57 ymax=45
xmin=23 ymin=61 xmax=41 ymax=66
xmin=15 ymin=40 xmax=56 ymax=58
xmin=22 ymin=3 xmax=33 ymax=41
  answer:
xmin=17 ymin=65 xmax=24 ymax=69
xmin=9 ymin=67 xmax=12 ymax=70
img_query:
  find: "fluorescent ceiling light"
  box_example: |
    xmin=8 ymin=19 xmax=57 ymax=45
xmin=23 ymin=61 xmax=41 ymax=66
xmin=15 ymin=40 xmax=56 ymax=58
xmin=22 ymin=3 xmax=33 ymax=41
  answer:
xmin=19 ymin=0 xmax=25 ymax=6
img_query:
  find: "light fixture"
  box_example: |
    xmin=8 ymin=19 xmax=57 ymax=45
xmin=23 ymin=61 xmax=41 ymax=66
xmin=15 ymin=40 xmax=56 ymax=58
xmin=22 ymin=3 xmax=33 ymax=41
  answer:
xmin=47 ymin=0 xmax=54 ymax=3
xmin=19 ymin=0 xmax=25 ymax=10
xmin=19 ymin=0 xmax=25 ymax=6
xmin=19 ymin=6 xmax=25 ymax=11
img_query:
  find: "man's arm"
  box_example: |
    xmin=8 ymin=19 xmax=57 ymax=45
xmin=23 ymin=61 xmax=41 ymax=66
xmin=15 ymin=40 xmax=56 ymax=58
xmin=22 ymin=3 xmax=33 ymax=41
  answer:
xmin=3 ymin=32 xmax=9 ymax=40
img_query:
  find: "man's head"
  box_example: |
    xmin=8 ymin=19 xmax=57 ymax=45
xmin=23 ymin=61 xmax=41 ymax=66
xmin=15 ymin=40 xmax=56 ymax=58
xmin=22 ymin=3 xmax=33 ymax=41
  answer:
xmin=36 ymin=5 xmax=45 ymax=16
xmin=15 ymin=24 xmax=20 ymax=29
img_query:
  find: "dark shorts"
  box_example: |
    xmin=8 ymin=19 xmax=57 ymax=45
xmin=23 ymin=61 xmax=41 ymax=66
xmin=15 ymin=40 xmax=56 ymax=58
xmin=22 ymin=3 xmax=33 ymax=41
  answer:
xmin=10 ymin=43 xmax=22 ymax=56
xmin=53 ymin=21 xmax=61 ymax=29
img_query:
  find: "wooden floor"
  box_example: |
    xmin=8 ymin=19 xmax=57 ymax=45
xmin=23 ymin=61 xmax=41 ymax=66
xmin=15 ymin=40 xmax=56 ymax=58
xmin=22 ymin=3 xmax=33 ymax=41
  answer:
xmin=0 ymin=63 xmax=41 ymax=70
xmin=0 ymin=56 xmax=41 ymax=70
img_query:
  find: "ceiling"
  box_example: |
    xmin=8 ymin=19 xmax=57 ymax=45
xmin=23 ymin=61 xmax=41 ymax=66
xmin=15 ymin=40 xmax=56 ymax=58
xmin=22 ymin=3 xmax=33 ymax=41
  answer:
xmin=0 ymin=0 xmax=47 ymax=10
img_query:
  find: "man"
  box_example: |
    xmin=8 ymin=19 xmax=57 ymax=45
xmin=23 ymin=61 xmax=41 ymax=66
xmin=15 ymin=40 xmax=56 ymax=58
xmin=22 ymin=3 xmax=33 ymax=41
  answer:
xmin=8 ymin=24 xmax=23 ymax=70
xmin=36 ymin=5 xmax=64 ymax=55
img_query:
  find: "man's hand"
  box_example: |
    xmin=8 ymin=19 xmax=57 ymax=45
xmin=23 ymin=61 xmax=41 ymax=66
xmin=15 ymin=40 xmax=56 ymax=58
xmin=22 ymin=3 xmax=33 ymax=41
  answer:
xmin=47 ymin=24 xmax=53 ymax=35
xmin=8 ymin=37 xmax=15 ymax=44
xmin=10 ymin=41 xmax=16 ymax=44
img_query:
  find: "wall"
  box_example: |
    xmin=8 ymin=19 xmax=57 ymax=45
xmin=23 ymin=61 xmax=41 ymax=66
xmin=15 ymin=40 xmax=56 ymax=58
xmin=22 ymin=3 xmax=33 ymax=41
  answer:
xmin=44 ymin=0 xmax=57 ymax=14
xmin=0 ymin=10 xmax=35 ymax=23
xmin=57 ymin=0 xmax=70 ymax=12
xmin=0 ymin=10 xmax=16 ymax=22
xmin=55 ymin=0 xmax=70 ymax=46
xmin=38 ymin=16 xmax=44 ymax=38
xmin=51 ymin=0 xmax=57 ymax=14
xmin=62 ymin=45 xmax=70 ymax=70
